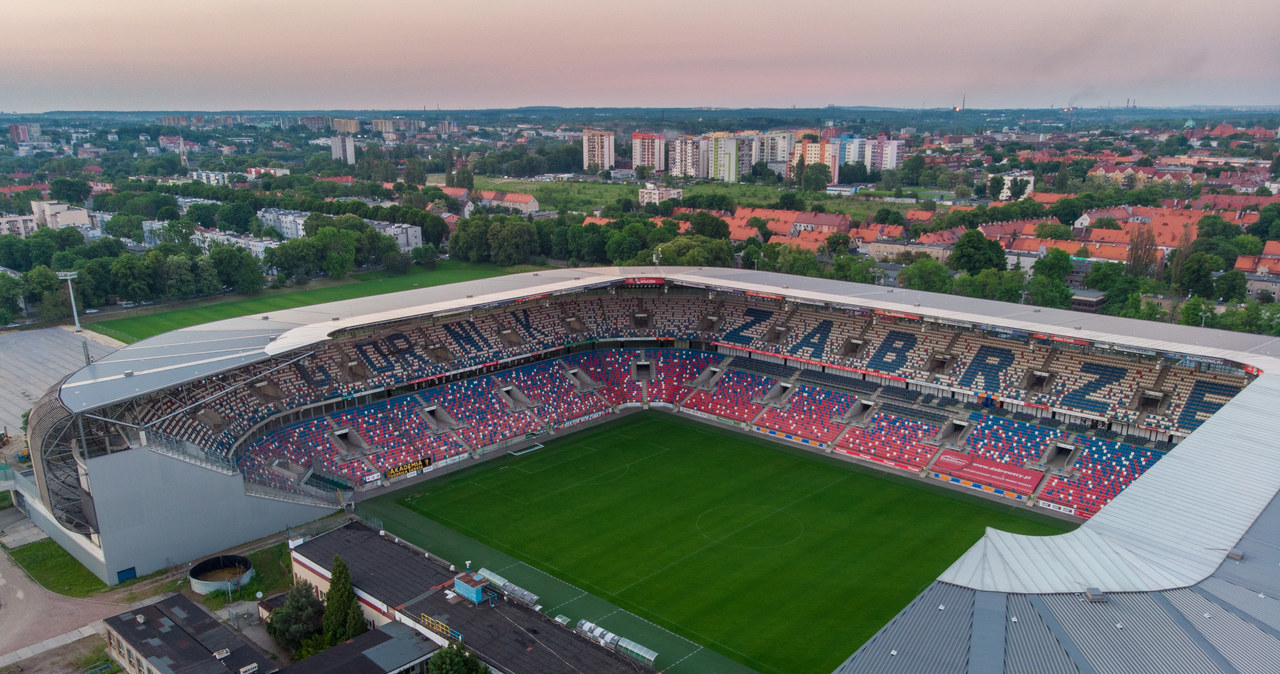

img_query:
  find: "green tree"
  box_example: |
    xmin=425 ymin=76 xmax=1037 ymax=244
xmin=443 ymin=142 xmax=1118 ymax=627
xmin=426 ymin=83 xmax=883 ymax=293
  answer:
xmin=322 ymin=556 xmax=366 ymax=647
xmin=1089 ymin=217 xmax=1122 ymax=230
xmin=1007 ymin=178 xmax=1030 ymax=201
xmin=829 ymin=254 xmax=878 ymax=283
xmin=428 ymin=642 xmax=485 ymax=674
xmin=988 ymin=175 xmax=1006 ymax=200
xmin=1177 ymin=252 xmax=1222 ymax=299
xmin=194 ymin=256 xmax=221 ymax=295
xmin=108 ymin=255 xmax=152 ymax=302
xmin=449 ymin=218 xmax=491 ymax=264
xmin=801 ymin=163 xmax=832 ymax=192
xmin=1215 ymin=269 xmax=1247 ymax=303
xmin=775 ymin=192 xmax=804 ymax=211
xmin=411 ymin=243 xmax=439 ymax=269
xmin=1180 ymin=297 xmax=1217 ymax=327
xmin=688 ymin=212 xmax=730 ymax=239
xmin=824 ymin=233 xmax=851 ymax=255
xmin=49 ymin=178 xmax=91 ymax=204
xmin=208 ymin=245 xmax=265 ymax=294
xmin=0 ymin=275 xmax=21 ymax=324
xmin=486 ymin=218 xmax=538 ymax=266
xmin=1034 ymin=222 xmax=1074 ymax=241
xmin=382 ymin=250 xmax=411 ymax=275
xmin=314 ymin=227 xmax=359 ymax=278
xmin=164 ymin=254 xmax=196 ymax=299
xmin=1032 ymin=247 xmax=1073 ymax=282
xmin=898 ymin=257 xmax=952 ymax=293
xmin=1028 ymin=274 xmax=1072 ymax=308
xmin=267 ymin=580 xmax=325 ymax=654
xmin=949 ymin=229 xmax=1006 ymax=276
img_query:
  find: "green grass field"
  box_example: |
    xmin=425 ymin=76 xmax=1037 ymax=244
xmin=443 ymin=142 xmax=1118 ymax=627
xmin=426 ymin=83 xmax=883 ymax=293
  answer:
xmin=475 ymin=176 xmax=910 ymax=222
xmin=87 ymin=260 xmax=543 ymax=344
xmin=361 ymin=413 xmax=1071 ymax=673
xmin=6 ymin=538 xmax=110 ymax=597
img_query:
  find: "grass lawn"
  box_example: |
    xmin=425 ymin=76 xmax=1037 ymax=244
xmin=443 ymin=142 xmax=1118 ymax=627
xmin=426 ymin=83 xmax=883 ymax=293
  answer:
xmin=362 ymin=413 xmax=1071 ymax=673
xmin=6 ymin=538 xmax=109 ymax=597
xmin=87 ymin=260 xmax=544 ymax=344
xmin=474 ymin=176 xmax=909 ymax=222
xmin=0 ymin=490 xmax=11 ymax=510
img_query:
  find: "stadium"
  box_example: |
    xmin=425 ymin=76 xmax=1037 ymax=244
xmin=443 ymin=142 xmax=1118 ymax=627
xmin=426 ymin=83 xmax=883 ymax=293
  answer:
xmin=17 ymin=265 xmax=1280 ymax=672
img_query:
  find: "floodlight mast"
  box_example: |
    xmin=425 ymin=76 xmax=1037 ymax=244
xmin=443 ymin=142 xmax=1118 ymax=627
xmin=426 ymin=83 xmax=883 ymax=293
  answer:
xmin=56 ymin=271 xmax=81 ymax=332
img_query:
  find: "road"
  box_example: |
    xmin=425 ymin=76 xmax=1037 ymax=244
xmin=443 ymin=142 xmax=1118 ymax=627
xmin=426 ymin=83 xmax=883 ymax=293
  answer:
xmin=0 ymin=510 xmax=126 ymax=657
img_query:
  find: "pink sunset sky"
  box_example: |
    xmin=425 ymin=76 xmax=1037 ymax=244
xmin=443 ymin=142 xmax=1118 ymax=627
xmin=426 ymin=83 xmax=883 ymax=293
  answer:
xmin=3 ymin=0 xmax=1277 ymax=111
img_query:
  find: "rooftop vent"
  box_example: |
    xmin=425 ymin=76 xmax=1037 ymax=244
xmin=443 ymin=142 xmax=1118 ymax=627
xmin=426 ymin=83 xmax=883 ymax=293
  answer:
xmin=123 ymin=370 xmax=134 ymax=377
xmin=1085 ymin=587 xmax=1107 ymax=603
xmin=262 ymin=315 xmax=269 ymax=320
xmin=1227 ymin=548 xmax=1245 ymax=561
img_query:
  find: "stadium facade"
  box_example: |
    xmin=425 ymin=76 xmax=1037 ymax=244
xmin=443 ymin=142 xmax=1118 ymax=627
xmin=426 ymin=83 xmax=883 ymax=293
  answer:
xmin=18 ymin=266 xmax=1280 ymax=670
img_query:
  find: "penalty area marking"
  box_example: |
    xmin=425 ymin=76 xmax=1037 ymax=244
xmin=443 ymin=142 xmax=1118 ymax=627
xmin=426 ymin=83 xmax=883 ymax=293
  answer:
xmin=510 ymin=443 xmax=545 ymax=456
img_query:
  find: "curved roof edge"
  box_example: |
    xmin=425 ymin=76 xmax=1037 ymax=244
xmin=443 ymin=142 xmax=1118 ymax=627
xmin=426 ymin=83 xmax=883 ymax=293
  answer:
xmin=940 ymin=372 xmax=1280 ymax=594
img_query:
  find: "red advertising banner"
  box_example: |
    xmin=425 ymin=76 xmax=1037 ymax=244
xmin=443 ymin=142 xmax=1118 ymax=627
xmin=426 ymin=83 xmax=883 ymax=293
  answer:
xmin=933 ymin=450 xmax=1045 ymax=494
xmin=625 ymin=277 xmax=666 ymax=285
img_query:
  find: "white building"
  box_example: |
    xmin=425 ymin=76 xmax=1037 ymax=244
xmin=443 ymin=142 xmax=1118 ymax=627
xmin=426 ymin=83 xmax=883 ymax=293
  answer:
xmin=631 ymin=132 xmax=667 ymax=172
xmin=865 ymin=137 xmax=905 ymax=171
xmin=370 ymin=222 xmax=423 ymax=251
xmin=189 ymin=171 xmax=232 ymax=186
xmin=638 ymin=184 xmax=682 ymax=207
xmin=31 ymin=201 xmax=91 ymax=230
xmin=668 ymin=136 xmax=707 ymax=178
xmin=994 ymin=170 xmax=1037 ymax=201
xmin=706 ymin=135 xmax=752 ymax=183
xmin=757 ymin=131 xmax=796 ymax=164
xmin=582 ymin=127 xmax=615 ymax=170
xmin=192 ymin=226 xmax=278 ymax=259
xmin=256 ymin=208 xmax=310 ymax=240
xmin=331 ymin=135 xmax=356 ymax=165
xmin=0 ymin=214 xmax=39 ymax=238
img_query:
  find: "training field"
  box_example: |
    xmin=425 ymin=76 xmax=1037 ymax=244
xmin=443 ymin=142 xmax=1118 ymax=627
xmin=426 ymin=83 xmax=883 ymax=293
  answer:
xmin=361 ymin=413 xmax=1071 ymax=673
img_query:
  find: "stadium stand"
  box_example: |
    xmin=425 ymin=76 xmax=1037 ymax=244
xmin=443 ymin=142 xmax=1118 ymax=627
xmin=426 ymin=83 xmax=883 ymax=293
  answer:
xmin=561 ymin=350 xmax=645 ymax=406
xmin=755 ymin=384 xmax=855 ymax=443
xmin=500 ymin=361 xmax=610 ymax=428
xmin=836 ymin=412 xmax=940 ymax=468
xmin=648 ymin=349 xmax=720 ymax=404
xmin=962 ymin=411 xmax=1064 ymax=466
xmin=1038 ymin=436 xmax=1164 ymax=517
xmin=726 ymin=355 xmax=798 ymax=380
xmin=420 ymin=377 xmax=542 ymax=450
xmin=682 ymin=369 xmax=776 ymax=422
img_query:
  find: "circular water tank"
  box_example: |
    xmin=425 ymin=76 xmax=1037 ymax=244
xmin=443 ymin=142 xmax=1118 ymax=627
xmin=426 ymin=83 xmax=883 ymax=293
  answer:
xmin=188 ymin=554 xmax=255 ymax=595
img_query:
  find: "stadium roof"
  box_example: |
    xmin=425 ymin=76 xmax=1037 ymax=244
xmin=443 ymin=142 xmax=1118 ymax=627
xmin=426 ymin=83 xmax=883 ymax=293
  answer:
xmin=59 ymin=266 xmax=1280 ymax=416
xmin=51 ymin=266 xmax=1280 ymax=671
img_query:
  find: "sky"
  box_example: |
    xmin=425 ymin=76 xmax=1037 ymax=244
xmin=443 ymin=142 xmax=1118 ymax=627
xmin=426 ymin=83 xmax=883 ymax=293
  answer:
xmin=3 ymin=0 xmax=1278 ymax=112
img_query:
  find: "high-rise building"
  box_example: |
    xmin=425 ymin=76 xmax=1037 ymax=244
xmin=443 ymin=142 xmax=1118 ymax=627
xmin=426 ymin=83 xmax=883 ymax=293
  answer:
xmin=837 ymin=134 xmax=867 ymax=166
xmin=865 ymin=136 xmax=905 ymax=171
xmin=371 ymin=119 xmax=395 ymax=133
xmin=705 ymin=134 xmax=751 ymax=183
xmin=8 ymin=125 xmax=29 ymax=145
xmin=631 ymin=132 xmax=666 ymax=173
xmin=331 ymin=136 xmax=356 ymax=165
xmin=790 ymin=140 xmax=840 ymax=185
xmin=582 ymin=128 xmax=616 ymax=171
xmin=757 ymin=131 xmax=796 ymax=164
xmin=668 ymin=136 xmax=707 ymax=178
xmin=331 ymin=118 xmax=361 ymax=135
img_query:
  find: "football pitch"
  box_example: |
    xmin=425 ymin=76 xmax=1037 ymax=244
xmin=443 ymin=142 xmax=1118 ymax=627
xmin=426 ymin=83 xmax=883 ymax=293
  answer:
xmin=359 ymin=412 xmax=1072 ymax=673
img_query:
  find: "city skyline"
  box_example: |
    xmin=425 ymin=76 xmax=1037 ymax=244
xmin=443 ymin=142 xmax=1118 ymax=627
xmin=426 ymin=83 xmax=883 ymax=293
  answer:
xmin=3 ymin=0 xmax=1279 ymax=112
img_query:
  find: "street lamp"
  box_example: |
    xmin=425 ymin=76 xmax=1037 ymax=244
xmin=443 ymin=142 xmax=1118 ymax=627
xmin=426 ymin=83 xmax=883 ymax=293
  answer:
xmin=56 ymin=271 xmax=80 ymax=332
xmin=1200 ymin=310 xmax=1211 ymax=328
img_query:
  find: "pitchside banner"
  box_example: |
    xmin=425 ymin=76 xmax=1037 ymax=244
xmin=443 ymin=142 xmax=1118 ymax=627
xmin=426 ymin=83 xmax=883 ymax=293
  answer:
xmin=385 ymin=458 xmax=428 ymax=479
xmin=933 ymin=450 xmax=1044 ymax=494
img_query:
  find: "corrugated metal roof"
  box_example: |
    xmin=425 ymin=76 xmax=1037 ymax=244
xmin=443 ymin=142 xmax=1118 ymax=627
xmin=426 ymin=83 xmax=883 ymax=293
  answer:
xmin=1197 ymin=578 xmax=1280 ymax=636
xmin=1003 ymin=594 xmax=1080 ymax=674
xmin=1164 ymin=588 xmax=1280 ymax=674
xmin=1040 ymin=592 xmax=1224 ymax=674
xmin=833 ymin=582 xmax=973 ymax=674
